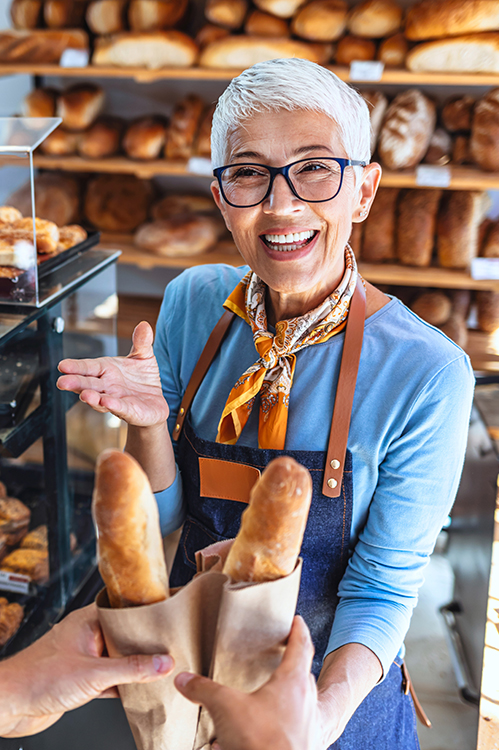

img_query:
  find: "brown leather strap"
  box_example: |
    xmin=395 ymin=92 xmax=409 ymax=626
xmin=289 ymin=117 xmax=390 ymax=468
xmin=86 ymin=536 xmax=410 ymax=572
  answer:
xmin=402 ymin=661 xmax=432 ymax=728
xmin=322 ymin=277 xmax=366 ymax=498
xmin=172 ymin=309 xmax=234 ymax=441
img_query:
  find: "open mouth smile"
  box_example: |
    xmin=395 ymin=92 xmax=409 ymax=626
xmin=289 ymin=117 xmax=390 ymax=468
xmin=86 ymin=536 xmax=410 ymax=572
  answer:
xmin=261 ymin=229 xmax=318 ymax=252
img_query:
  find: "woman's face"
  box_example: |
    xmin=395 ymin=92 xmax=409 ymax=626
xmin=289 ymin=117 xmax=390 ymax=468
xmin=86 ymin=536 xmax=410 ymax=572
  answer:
xmin=211 ymin=109 xmax=381 ymax=313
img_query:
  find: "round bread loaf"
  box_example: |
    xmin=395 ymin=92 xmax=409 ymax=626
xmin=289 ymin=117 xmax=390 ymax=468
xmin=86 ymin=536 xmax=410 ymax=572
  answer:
xmin=442 ymin=95 xmax=474 ymax=132
xmin=348 ymin=0 xmax=402 ymax=38
xmin=439 ymin=316 xmax=468 ymax=348
xmin=77 ymin=117 xmax=123 ymax=159
xmin=406 ymin=34 xmax=499 ymax=74
xmin=335 ymin=35 xmax=376 ymax=64
xmin=291 ymin=0 xmax=347 ymax=41
xmin=361 ymin=187 xmax=399 ymax=262
xmin=194 ymin=104 xmax=215 ymax=157
xmin=405 ymin=0 xmax=499 ymax=40
xmin=44 ymin=0 xmax=86 ymax=28
xmin=8 ymin=173 xmax=80 ymax=226
xmin=57 ymin=84 xmax=105 ymax=132
xmin=196 ymin=23 xmax=230 ymax=48
xmin=205 ymin=0 xmax=248 ymax=29
xmin=378 ymin=89 xmax=436 ymax=170
xmin=85 ymin=174 xmax=152 ymax=232
xmin=22 ymin=87 xmax=58 ymax=118
xmin=452 ymin=135 xmax=472 ymax=165
xmin=40 ymin=127 xmax=79 ymax=156
xmin=200 ymin=34 xmax=323 ymax=67
xmin=165 ymin=95 xmax=204 ymax=160
xmin=253 ymin=0 xmax=306 ymax=19
xmin=361 ymin=90 xmax=388 ymax=153
xmin=411 ymin=291 xmax=452 ymax=325
xmin=396 ymin=189 xmax=441 ymax=267
xmin=245 ymin=9 xmax=290 ymax=36
xmin=86 ymin=0 xmax=127 ymax=34
xmin=134 ymin=215 xmax=219 ymax=256
xmin=450 ymin=289 xmax=471 ymax=320
xmin=437 ymin=190 xmax=490 ymax=268
xmin=123 ymin=116 xmax=168 ymax=160
xmin=377 ymin=32 xmax=407 ymax=67
xmin=10 ymin=0 xmax=42 ymax=29
xmin=151 ymin=193 xmax=216 ymax=219
xmin=93 ymin=30 xmax=199 ymax=69
xmin=470 ymin=88 xmax=499 ymax=172
xmin=424 ymin=128 xmax=452 ymax=166
xmin=128 ymin=0 xmax=188 ymax=31
xmin=477 ymin=291 xmax=499 ymax=333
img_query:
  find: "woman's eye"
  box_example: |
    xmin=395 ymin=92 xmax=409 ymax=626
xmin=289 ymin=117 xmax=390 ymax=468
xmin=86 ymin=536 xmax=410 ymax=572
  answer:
xmin=300 ymin=161 xmax=329 ymax=173
xmin=233 ymin=167 xmax=265 ymax=178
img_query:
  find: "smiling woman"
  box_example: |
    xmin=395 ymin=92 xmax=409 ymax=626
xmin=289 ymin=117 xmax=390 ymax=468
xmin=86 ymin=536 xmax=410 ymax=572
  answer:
xmin=57 ymin=58 xmax=475 ymax=750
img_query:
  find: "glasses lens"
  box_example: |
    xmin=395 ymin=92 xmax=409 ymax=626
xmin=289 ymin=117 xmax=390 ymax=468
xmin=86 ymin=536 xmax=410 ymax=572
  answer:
xmin=289 ymin=159 xmax=342 ymax=202
xmin=221 ymin=164 xmax=271 ymax=207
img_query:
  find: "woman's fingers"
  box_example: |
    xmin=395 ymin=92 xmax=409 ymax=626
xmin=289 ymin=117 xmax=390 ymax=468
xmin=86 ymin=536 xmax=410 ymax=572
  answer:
xmin=174 ymin=672 xmax=234 ymax=712
xmin=272 ymin=616 xmax=315 ymax=682
xmin=57 ymin=374 xmax=107 ymax=394
xmin=58 ymin=358 xmax=106 ymax=377
xmin=128 ymin=321 xmax=154 ymax=359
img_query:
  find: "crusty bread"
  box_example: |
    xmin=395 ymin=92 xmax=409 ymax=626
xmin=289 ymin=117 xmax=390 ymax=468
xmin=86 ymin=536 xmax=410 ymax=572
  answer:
xmin=92 ymin=450 xmax=169 ymax=608
xmin=361 ymin=187 xmax=399 ymax=262
xmin=84 ymin=174 xmax=151 ymax=232
xmin=57 ymin=84 xmax=105 ymax=132
xmin=196 ymin=23 xmax=231 ymax=48
xmin=377 ymin=32 xmax=408 ymax=67
xmin=0 ymin=207 xmax=23 ymax=224
xmin=253 ymin=0 xmax=306 ymax=19
xmin=134 ymin=215 xmax=219 ymax=257
xmin=123 ymin=116 xmax=168 ymax=160
xmin=8 ymin=173 xmax=80 ymax=227
xmin=470 ymin=88 xmax=499 ymax=172
xmin=291 ymin=0 xmax=347 ymax=42
xmin=424 ymin=128 xmax=452 ymax=166
xmin=361 ymin=89 xmax=388 ymax=153
xmin=405 ymin=0 xmax=499 ymax=40
xmin=44 ymin=0 xmax=86 ymax=28
xmin=40 ymin=127 xmax=79 ymax=156
xmin=128 ymin=0 xmax=188 ymax=31
xmin=335 ymin=35 xmax=376 ymax=64
xmin=10 ymin=0 xmax=42 ymax=29
xmin=378 ymin=89 xmax=436 ymax=170
xmin=194 ymin=104 xmax=215 ymax=157
xmin=165 ymin=95 xmax=204 ymax=160
xmin=223 ymin=456 xmax=312 ymax=583
xmin=452 ymin=135 xmax=472 ymax=164
xmin=411 ymin=291 xmax=452 ymax=325
xmin=22 ymin=87 xmax=58 ymax=118
xmin=442 ymin=96 xmax=475 ymax=132
xmin=396 ymin=189 xmax=441 ymax=267
xmin=151 ymin=194 xmax=216 ymax=218
xmin=0 ymin=601 xmax=24 ymax=647
xmin=1 ymin=549 xmax=48 ymax=584
xmin=0 ymin=29 xmax=88 ymax=63
xmin=92 ymin=31 xmax=199 ymax=69
xmin=205 ymin=0 xmax=248 ymax=29
xmin=245 ymin=9 xmax=290 ymax=36
xmin=77 ymin=117 xmax=123 ymax=159
xmin=86 ymin=0 xmax=127 ymax=34
xmin=348 ymin=0 xmax=402 ymax=38
xmin=477 ymin=291 xmax=499 ymax=333
xmin=437 ymin=190 xmax=490 ymax=268
xmin=199 ymin=34 xmax=323 ymax=67
xmin=406 ymin=34 xmax=499 ymax=74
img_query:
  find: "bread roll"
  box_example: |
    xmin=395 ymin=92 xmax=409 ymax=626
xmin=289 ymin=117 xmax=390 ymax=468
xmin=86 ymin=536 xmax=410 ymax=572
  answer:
xmin=396 ymin=189 xmax=441 ymax=267
xmin=437 ymin=190 xmax=490 ymax=268
xmin=195 ymin=104 xmax=215 ymax=157
xmin=482 ymin=220 xmax=499 ymax=257
xmin=309 ymin=41 xmax=335 ymax=64
xmin=245 ymin=9 xmax=290 ymax=36
xmin=93 ymin=30 xmax=199 ymax=69
xmin=84 ymin=174 xmax=151 ymax=232
xmin=10 ymin=0 xmax=42 ymax=29
xmin=377 ymin=32 xmax=407 ymax=67
xmin=439 ymin=316 xmax=468 ymax=348
xmin=335 ymin=35 xmax=376 ymax=64
xmin=205 ymin=0 xmax=248 ymax=29
xmin=0 ymin=29 xmax=88 ymax=63
xmin=40 ymin=127 xmax=79 ymax=156
xmin=405 ymin=0 xmax=499 ymax=40
xmin=406 ymin=34 xmax=499 ymax=74
xmin=77 ymin=117 xmax=123 ymax=159
xmin=165 ymin=95 xmax=205 ymax=160
xmin=44 ymin=1 xmax=86 ymax=28
xmin=291 ymin=0 xmax=347 ymax=41
xmin=151 ymin=194 xmax=216 ymax=219
xmin=442 ymin=96 xmax=475 ymax=133
xmin=92 ymin=450 xmax=169 ymax=608
xmin=361 ymin=90 xmax=388 ymax=153
xmin=223 ymin=457 xmax=312 ymax=583
xmin=196 ymin=23 xmax=231 ymax=48
xmin=20 ymin=525 xmax=48 ymax=551
xmin=0 ymin=207 xmax=23 ymax=224
xmin=86 ymin=0 xmax=127 ymax=34
xmin=411 ymin=291 xmax=452 ymax=325
xmin=424 ymin=128 xmax=452 ymax=166
xmin=57 ymin=84 xmax=105 ymax=132
xmin=348 ymin=0 xmax=403 ymax=38
xmin=477 ymin=291 xmax=499 ymax=332
xmin=452 ymin=135 xmax=472 ymax=165
xmin=1 ymin=549 xmax=49 ymax=584
xmin=58 ymin=224 xmax=88 ymax=251
xmin=470 ymin=88 xmax=499 ymax=172
xmin=362 ymin=187 xmax=399 ymax=262
xmin=123 ymin=116 xmax=168 ymax=160
xmin=253 ymin=0 xmax=306 ymax=19
xmin=0 ymin=601 xmax=24 ymax=647
xmin=134 ymin=215 xmax=219 ymax=256
xmin=200 ymin=34 xmax=322 ymax=67
xmin=0 ymin=497 xmax=30 ymax=546
xmin=378 ymin=89 xmax=436 ymax=170
xmin=22 ymin=87 xmax=58 ymax=118
xmin=8 ymin=173 xmax=80 ymax=227
xmin=128 ymin=0 xmax=188 ymax=30
xmin=11 ymin=217 xmax=60 ymax=254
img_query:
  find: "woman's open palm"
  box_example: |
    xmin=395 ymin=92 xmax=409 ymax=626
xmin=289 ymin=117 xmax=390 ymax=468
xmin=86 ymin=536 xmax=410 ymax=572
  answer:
xmin=57 ymin=321 xmax=169 ymax=427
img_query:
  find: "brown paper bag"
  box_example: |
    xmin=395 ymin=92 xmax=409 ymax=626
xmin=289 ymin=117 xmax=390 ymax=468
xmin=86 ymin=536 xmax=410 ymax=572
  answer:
xmin=97 ymin=539 xmax=302 ymax=750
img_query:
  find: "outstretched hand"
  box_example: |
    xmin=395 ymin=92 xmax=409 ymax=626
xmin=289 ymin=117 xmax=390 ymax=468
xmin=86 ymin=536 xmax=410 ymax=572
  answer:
xmin=57 ymin=321 xmax=169 ymax=427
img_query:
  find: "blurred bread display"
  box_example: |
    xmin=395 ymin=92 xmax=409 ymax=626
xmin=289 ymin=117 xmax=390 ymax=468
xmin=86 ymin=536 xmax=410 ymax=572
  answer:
xmin=378 ymin=89 xmax=436 ymax=170
xmin=348 ymin=0 xmax=403 ymax=38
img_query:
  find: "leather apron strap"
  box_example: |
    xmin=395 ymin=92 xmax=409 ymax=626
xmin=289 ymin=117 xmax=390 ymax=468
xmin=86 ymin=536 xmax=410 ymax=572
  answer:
xmin=173 ymin=277 xmax=366 ymax=498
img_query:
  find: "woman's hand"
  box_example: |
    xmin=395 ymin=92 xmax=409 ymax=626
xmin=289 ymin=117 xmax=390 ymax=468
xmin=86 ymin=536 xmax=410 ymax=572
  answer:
xmin=57 ymin=321 xmax=168 ymax=428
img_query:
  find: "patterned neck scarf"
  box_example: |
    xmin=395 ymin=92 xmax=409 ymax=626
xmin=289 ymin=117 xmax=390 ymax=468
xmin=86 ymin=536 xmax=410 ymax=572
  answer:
xmin=216 ymin=245 xmax=358 ymax=450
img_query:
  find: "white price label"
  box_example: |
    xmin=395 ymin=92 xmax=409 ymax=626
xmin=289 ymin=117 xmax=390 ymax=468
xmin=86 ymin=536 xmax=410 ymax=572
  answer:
xmin=187 ymin=157 xmax=213 ymax=176
xmin=349 ymin=60 xmax=384 ymax=82
xmin=416 ymin=165 xmax=451 ymax=188
xmin=59 ymin=48 xmax=89 ymax=68
xmin=0 ymin=570 xmax=30 ymax=594
xmin=471 ymin=257 xmax=499 ymax=280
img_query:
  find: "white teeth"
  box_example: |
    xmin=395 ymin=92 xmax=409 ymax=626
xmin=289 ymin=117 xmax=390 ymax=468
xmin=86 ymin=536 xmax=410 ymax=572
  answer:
xmin=263 ymin=230 xmax=315 ymax=244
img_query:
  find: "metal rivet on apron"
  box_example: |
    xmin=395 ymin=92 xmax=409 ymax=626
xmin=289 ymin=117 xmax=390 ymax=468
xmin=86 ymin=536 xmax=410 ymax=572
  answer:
xmin=175 ymin=423 xmax=180 ymax=432
xmin=180 ymin=407 xmax=185 ymax=415
xmin=330 ymin=459 xmax=340 ymax=470
xmin=327 ymin=478 xmax=338 ymax=489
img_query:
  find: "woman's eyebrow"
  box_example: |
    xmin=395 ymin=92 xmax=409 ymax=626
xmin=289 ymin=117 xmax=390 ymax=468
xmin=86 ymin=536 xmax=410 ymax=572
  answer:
xmin=230 ymin=145 xmax=335 ymax=161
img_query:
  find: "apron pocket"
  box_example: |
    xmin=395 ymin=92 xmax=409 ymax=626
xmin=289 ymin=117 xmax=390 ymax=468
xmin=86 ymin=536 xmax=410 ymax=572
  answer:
xmin=180 ymin=516 xmax=231 ymax=571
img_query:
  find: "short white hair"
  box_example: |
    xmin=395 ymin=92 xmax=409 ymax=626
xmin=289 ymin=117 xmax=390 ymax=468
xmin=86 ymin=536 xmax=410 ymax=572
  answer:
xmin=211 ymin=58 xmax=372 ymax=168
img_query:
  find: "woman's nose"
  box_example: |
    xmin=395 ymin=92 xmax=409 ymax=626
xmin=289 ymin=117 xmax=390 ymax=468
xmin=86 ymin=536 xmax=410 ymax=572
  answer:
xmin=263 ymin=174 xmax=304 ymax=214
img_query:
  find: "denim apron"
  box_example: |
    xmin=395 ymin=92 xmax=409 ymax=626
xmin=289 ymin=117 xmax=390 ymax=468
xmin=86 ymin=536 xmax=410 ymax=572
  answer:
xmin=169 ymin=281 xmax=421 ymax=749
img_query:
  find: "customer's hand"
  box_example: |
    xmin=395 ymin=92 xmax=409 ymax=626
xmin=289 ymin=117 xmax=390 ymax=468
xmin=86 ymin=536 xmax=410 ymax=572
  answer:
xmin=57 ymin=321 xmax=169 ymax=427
xmin=174 ymin=615 xmax=321 ymax=750
xmin=0 ymin=603 xmax=174 ymax=738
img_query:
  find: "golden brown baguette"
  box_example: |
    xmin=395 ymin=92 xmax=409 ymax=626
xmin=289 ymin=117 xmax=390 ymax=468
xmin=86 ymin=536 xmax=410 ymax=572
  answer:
xmin=92 ymin=450 xmax=169 ymax=608
xmin=223 ymin=456 xmax=312 ymax=583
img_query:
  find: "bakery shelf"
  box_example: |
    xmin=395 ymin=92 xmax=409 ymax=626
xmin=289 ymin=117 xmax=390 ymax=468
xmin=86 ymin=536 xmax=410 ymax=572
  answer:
xmin=100 ymin=233 xmax=242 ymax=269
xmin=466 ymin=330 xmax=499 ymax=372
xmin=381 ymin=167 xmax=499 ymax=191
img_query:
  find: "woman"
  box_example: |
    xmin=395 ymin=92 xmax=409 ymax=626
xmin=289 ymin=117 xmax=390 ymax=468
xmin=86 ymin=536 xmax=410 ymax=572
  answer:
xmin=58 ymin=58 xmax=474 ymax=748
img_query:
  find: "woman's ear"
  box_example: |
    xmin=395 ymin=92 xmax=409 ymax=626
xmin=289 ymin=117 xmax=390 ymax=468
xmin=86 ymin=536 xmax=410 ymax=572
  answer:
xmin=211 ymin=180 xmax=232 ymax=233
xmin=352 ymin=162 xmax=382 ymax=223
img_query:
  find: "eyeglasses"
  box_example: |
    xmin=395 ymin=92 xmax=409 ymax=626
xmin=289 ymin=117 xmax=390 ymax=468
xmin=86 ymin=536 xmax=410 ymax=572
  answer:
xmin=213 ymin=157 xmax=366 ymax=208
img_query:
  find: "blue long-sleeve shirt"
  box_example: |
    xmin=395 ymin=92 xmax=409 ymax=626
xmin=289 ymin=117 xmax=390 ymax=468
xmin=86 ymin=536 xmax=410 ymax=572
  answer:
xmin=153 ymin=263 xmax=475 ymax=677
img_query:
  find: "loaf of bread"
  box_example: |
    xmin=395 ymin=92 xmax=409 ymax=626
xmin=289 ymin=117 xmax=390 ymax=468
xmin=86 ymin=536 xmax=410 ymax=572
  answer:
xmin=361 ymin=90 xmax=388 ymax=153
xmin=57 ymin=84 xmax=105 ymax=132
xmin=8 ymin=173 xmax=80 ymax=227
xmin=86 ymin=0 xmax=127 ymax=35
xmin=291 ymin=0 xmax=347 ymax=41
xmin=396 ymin=189 xmax=441 ymax=267
xmin=437 ymin=190 xmax=490 ymax=268
xmin=450 ymin=289 xmax=472 ymax=320
xmin=10 ymin=0 xmax=42 ymax=29
xmin=424 ymin=128 xmax=452 ymax=165
xmin=129 ymin=0 xmax=188 ymax=31
xmin=194 ymin=104 xmax=215 ymax=157
xmin=0 ymin=29 xmax=88 ymax=63
xmin=348 ymin=0 xmax=402 ymax=38
xmin=0 ymin=600 xmax=24 ymax=647
xmin=0 ymin=207 xmax=23 ymax=224
xmin=361 ymin=187 xmax=399 ymax=262
xmin=477 ymin=291 xmax=499 ymax=332
xmin=40 ymin=127 xmax=79 ymax=156
xmin=406 ymin=34 xmax=499 ymax=74
xmin=411 ymin=291 xmax=452 ymax=325
xmin=439 ymin=316 xmax=468 ymax=348
xmin=481 ymin=220 xmax=499 ymax=257
xmin=377 ymin=32 xmax=408 ymax=67
xmin=58 ymin=224 xmax=88 ymax=251
xmin=0 ymin=497 xmax=30 ymax=546
xmin=223 ymin=457 xmax=312 ymax=583
xmin=165 ymin=95 xmax=204 ymax=160
xmin=470 ymin=88 xmax=499 ymax=171
xmin=152 ymin=194 xmax=216 ymax=219
xmin=196 ymin=23 xmax=231 ymax=48
xmin=85 ymin=174 xmax=151 ymax=232
xmin=1 ymin=549 xmax=49 ymax=584
xmin=92 ymin=450 xmax=169 ymax=608
xmin=452 ymin=135 xmax=472 ymax=164
xmin=134 ymin=215 xmax=219 ymax=257
xmin=378 ymin=89 xmax=436 ymax=170
xmin=22 ymin=87 xmax=58 ymax=118
xmin=205 ymin=0 xmax=248 ymax=29
xmin=77 ymin=117 xmax=123 ymax=159
xmin=123 ymin=116 xmax=168 ymax=160
xmin=442 ymin=96 xmax=475 ymax=132
xmin=245 ymin=9 xmax=290 ymax=35
xmin=44 ymin=0 xmax=87 ymax=28
xmin=92 ymin=31 xmax=199 ymax=69
xmin=199 ymin=34 xmax=323 ymax=67
xmin=253 ymin=0 xmax=306 ymax=18
xmin=336 ymin=34 xmax=376 ymax=63
xmin=405 ymin=0 xmax=499 ymax=40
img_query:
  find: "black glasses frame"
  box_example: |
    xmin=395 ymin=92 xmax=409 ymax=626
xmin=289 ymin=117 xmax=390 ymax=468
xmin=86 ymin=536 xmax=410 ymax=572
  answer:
xmin=213 ymin=157 xmax=367 ymax=208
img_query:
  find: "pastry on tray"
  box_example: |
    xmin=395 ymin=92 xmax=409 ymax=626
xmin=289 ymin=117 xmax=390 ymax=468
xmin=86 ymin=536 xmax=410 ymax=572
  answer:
xmin=0 ymin=598 xmax=24 ymax=647
xmin=0 ymin=496 xmax=30 ymax=546
xmin=1 ymin=548 xmax=49 ymax=584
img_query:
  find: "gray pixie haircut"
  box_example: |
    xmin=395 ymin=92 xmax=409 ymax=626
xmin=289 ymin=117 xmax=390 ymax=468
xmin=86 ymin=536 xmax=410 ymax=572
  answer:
xmin=211 ymin=58 xmax=372 ymax=168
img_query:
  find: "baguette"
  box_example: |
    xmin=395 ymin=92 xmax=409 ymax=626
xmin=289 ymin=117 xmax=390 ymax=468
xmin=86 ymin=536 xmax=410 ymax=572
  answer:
xmin=0 ymin=29 xmax=88 ymax=64
xmin=93 ymin=31 xmax=198 ymax=69
xmin=406 ymin=34 xmax=499 ymax=74
xmin=92 ymin=450 xmax=169 ymax=608
xmin=199 ymin=35 xmax=323 ymax=68
xmin=405 ymin=0 xmax=499 ymax=40
xmin=223 ymin=456 xmax=312 ymax=583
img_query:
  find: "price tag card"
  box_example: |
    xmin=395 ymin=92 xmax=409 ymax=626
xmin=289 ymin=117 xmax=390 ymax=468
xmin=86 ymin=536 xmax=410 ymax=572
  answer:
xmin=349 ymin=60 xmax=384 ymax=82
xmin=59 ymin=48 xmax=90 ymax=68
xmin=0 ymin=570 xmax=30 ymax=595
xmin=187 ymin=157 xmax=213 ymax=176
xmin=415 ymin=165 xmax=451 ymax=188
xmin=471 ymin=257 xmax=499 ymax=280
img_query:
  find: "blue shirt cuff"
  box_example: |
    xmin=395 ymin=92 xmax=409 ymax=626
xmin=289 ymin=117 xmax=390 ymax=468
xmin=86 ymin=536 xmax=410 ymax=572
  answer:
xmin=154 ymin=466 xmax=186 ymax=537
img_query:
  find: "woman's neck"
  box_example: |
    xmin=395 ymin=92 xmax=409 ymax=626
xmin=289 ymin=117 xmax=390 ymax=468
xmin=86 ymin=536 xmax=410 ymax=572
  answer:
xmin=266 ymin=278 xmax=343 ymax=326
